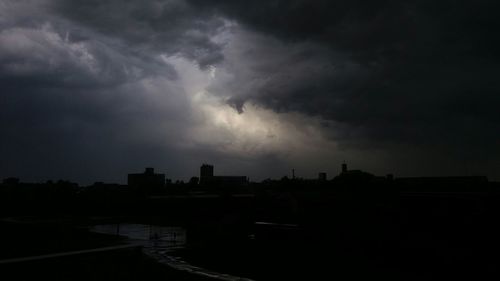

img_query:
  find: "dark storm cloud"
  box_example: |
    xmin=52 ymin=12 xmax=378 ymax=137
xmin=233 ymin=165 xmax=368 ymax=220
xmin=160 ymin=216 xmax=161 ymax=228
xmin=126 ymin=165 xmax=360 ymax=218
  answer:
xmin=0 ymin=1 xmax=195 ymax=183
xmin=1 ymin=0 xmax=499 ymax=182
xmin=53 ymin=0 xmax=227 ymax=69
xmin=191 ymin=0 xmax=500 ymax=155
xmin=50 ymin=0 xmax=500 ymax=151
xmin=0 ymin=0 xmax=296 ymax=183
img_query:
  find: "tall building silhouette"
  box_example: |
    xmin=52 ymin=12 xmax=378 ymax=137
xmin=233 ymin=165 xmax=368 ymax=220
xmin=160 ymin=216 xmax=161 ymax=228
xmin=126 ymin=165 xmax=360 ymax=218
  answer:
xmin=342 ymin=162 xmax=348 ymax=173
xmin=200 ymin=164 xmax=214 ymax=179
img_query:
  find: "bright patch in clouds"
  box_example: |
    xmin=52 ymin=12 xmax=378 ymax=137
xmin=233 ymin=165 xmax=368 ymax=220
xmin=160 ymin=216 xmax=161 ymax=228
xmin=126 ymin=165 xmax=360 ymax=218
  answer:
xmin=166 ymin=54 xmax=341 ymax=170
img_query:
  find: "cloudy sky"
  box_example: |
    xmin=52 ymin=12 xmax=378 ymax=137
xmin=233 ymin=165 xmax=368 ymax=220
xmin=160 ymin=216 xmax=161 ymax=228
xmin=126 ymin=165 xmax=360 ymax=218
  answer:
xmin=1 ymin=0 xmax=499 ymax=184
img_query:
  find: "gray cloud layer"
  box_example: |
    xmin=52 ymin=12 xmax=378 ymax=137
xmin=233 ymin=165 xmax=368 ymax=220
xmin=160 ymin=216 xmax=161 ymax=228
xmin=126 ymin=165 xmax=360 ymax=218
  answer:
xmin=198 ymin=1 xmax=500 ymax=140
xmin=198 ymin=0 xmax=500 ymax=175
xmin=1 ymin=0 xmax=499 ymax=183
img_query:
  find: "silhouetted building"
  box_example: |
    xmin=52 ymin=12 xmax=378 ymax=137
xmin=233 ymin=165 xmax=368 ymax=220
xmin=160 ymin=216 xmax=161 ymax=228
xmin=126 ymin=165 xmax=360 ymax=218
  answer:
xmin=396 ymin=176 xmax=489 ymax=192
xmin=396 ymin=176 xmax=488 ymax=185
xmin=212 ymin=176 xmax=248 ymax=185
xmin=128 ymin=168 xmax=165 ymax=193
xmin=342 ymin=162 xmax=348 ymax=173
xmin=189 ymin=177 xmax=200 ymax=185
xmin=335 ymin=169 xmax=375 ymax=182
xmin=89 ymin=182 xmax=127 ymax=190
xmin=334 ymin=162 xmax=375 ymax=182
xmin=200 ymin=164 xmax=214 ymax=179
xmin=199 ymin=164 xmax=248 ymax=187
xmin=318 ymin=173 xmax=327 ymax=181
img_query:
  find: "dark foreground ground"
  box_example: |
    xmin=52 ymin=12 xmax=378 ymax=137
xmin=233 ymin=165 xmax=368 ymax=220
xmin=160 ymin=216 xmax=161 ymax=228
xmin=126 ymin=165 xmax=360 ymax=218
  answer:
xmin=0 ymin=220 xmax=217 ymax=281
xmin=2 ymin=179 xmax=500 ymax=281
xmin=176 ymin=190 xmax=500 ymax=281
xmin=0 ymin=218 xmax=397 ymax=281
